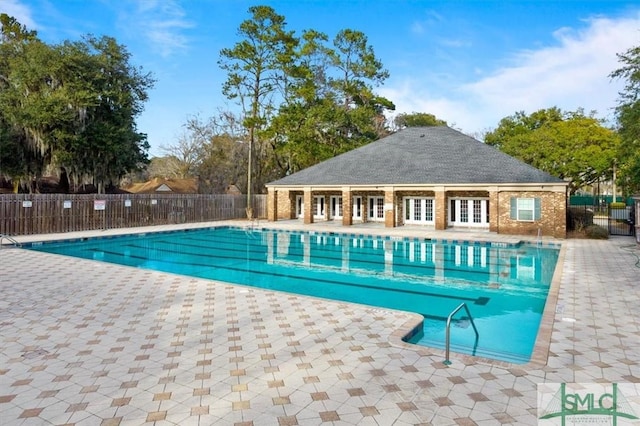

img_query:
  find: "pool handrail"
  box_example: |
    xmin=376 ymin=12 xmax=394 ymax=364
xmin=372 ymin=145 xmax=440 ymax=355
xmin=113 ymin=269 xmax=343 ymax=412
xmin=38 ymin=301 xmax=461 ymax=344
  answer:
xmin=443 ymin=302 xmax=479 ymax=365
xmin=0 ymin=234 xmax=21 ymax=249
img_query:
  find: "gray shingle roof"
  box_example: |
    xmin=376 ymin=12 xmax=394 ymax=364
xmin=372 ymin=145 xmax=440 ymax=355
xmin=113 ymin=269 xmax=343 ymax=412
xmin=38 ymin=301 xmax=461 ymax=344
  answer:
xmin=267 ymin=126 xmax=566 ymax=186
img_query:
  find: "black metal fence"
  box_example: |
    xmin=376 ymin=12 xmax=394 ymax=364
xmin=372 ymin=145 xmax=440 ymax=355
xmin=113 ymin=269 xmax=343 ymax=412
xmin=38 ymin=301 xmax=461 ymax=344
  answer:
xmin=567 ymin=204 xmax=635 ymax=236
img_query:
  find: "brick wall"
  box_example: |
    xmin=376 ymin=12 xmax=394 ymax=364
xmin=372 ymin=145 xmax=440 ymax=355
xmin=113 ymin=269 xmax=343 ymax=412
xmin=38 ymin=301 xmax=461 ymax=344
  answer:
xmin=269 ymin=188 xmax=567 ymax=238
xmin=273 ymin=189 xmax=294 ymax=220
xmin=496 ymin=191 xmax=566 ymax=238
xmin=447 ymin=190 xmax=490 ymax=198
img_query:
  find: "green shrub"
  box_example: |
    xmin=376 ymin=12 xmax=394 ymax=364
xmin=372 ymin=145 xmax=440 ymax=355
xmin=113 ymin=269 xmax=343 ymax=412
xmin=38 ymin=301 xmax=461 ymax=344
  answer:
xmin=567 ymin=207 xmax=594 ymax=231
xmin=610 ymin=202 xmax=627 ymax=209
xmin=584 ymin=225 xmax=609 ymax=239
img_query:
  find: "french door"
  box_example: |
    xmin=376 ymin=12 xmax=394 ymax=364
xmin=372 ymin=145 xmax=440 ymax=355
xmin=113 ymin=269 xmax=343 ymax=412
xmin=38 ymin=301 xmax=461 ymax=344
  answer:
xmin=352 ymin=196 xmax=362 ymax=220
xmin=330 ymin=196 xmax=343 ymax=219
xmin=295 ymin=195 xmax=304 ymax=218
xmin=314 ymin=196 xmax=325 ymax=219
xmin=404 ymin=197 xmax=434 ymax=224
xmin=368 ymin=196 xmax=385 ymax=221
xmin=449 ymin=198 xmax=489 ymax=227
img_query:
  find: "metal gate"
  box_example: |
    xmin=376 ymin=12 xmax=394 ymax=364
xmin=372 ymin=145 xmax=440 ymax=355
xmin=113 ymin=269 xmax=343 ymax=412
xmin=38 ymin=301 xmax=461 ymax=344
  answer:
xmin=608 ymin=206 xmax=635 ymax=236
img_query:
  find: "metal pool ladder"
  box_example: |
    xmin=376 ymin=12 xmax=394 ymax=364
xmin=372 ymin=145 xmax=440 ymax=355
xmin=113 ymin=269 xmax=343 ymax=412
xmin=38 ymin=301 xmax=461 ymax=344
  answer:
xmin=443 ymin=303 xmax=479 ymax=365
xmin=0 ymin=234 xmax=21 ymax=249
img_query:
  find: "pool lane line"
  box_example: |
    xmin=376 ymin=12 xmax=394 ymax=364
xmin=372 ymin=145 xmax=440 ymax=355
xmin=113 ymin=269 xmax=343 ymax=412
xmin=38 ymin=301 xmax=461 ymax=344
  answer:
xmin=84 ymin=246 xmax=491 ymax=306
xmin=148 ymin=237 xmax=505 ymax=280
xmin=126 ymin=240 xmax=511 ymax=289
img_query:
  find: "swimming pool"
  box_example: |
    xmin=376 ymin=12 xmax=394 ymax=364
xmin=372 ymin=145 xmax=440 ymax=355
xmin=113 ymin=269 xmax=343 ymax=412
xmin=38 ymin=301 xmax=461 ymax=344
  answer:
xmin=27 ymin=226 xmax=560 ymax=364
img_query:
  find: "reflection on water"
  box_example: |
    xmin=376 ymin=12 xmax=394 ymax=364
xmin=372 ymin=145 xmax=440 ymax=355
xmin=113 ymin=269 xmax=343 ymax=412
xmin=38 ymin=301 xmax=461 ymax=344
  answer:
xmin=264 ymin=230 xmax=557 ymax=291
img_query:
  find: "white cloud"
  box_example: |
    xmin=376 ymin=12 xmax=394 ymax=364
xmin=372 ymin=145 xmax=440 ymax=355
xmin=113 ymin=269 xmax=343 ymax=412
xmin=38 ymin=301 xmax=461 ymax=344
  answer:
xmin=1 ymin=0 xmax=37 ymax=29
xmin=121 ymin=0 xmax=194 ymax=58
xmin=384 ymin=12 xmax=640 ymax=136
xmin=410 ymin=10 xmax=444 ymax=35
xmin=410 ymin=21 xmax=424 ymax=35
xmin=379 ymin=82 xmax=477 ymax=132
xmin=438 ymin=37 xmax=471 ymax=48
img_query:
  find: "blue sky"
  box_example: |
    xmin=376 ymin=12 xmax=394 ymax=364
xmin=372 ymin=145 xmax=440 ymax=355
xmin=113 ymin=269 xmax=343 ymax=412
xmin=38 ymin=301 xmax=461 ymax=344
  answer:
xmin=3 ymin=0 xmax=640 ymax=156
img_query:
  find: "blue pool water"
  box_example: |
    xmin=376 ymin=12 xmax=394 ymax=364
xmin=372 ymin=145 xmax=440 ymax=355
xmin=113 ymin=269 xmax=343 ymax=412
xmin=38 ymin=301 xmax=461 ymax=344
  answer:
xmin=27 ymin=226 xmax=560 ymax=364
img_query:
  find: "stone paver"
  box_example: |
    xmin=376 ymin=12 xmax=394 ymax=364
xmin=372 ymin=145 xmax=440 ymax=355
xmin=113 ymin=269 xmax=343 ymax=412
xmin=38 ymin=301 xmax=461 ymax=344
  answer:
xmin=1 ymin=221 xmax=639 ymax=425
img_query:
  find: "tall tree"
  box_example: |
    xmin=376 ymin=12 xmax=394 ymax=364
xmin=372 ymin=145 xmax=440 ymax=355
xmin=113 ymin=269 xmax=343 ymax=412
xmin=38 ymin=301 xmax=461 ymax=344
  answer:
xmin=160 ymin=111 xmax=250 ymax=193
xmin=610 ymin=44 xmax=640 ymax=194
xmin=157 ymin=116 xmax=208 ymax=179
xmin=328 ymin=29 xmax=394 ymax=143
xmin=483 ymin=107 xmax=564 ymax=150
xmin=218 ymin=5 xmax=297 ymax=216
xmin=0 ymin=15 xmax=154 ymax=193
xmin=484 ymin=108 xmax=619 ymax=194
xmin=61 ymin=35 xmax=154 ymax=193
xmin=267 ymin=28 xmax=394 ymax=175
xmin=0 ymin=14 xmax=56 ymax=191
xmin=189 ymin=111 xmax=248 ymax=193
xmin=218 ymin=7 xmax=395 ymax=197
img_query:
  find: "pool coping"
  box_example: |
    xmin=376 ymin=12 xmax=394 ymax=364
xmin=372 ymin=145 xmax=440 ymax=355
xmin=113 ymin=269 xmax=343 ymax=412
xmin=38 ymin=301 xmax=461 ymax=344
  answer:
xmin=14 ymin=221 xmax=564 ymax=368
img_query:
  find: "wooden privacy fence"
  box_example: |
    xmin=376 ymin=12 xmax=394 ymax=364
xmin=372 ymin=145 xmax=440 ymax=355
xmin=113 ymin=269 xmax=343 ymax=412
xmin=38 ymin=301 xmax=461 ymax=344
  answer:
xmin=0 ymin=193 xmax=267 ymax=236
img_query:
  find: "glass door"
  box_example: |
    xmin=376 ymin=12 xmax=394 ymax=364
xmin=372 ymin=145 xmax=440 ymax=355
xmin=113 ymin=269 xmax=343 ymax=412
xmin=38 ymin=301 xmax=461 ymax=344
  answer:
xmin=352 ymin=196 xmax=362 ymax=220
xmin=449 ymin=198 xmax=489 ymax=227
xmin=404 ymin=197 xmax=434 ymax=224
xmin=314 ymin=196 xmax=325 ymax=219
xmin=330 ymin=196 xmax=343 ymax=219
xmin=368 ymin=196 xmax=385 ymax=221
xmin=295 ymin=195 xmax=304 ymax=218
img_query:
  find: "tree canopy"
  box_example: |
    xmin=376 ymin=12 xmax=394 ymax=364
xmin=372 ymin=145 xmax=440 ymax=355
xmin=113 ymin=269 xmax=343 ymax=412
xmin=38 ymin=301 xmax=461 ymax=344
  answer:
xmin=484 ymin=108 xmax=620 ymax=194
xmin=611 ymin=43 xmax=640 ymax=194
xmin=393 ymin=112 xmax=447 ymax=129
xmin=217 ymin=6 xmax=395 ymax=201
xmin=0 ymin=13 xmax=154 ymax=193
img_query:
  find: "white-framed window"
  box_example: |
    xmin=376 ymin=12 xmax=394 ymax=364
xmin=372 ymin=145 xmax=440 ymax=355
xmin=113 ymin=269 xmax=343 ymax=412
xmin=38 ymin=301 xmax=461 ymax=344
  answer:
xmin=517 ymin=198 xmax=534 ymax=221
xmin=403 ymin=197 xmax=434 ymax=224
xmin=295 ymin=195 xmax=304 ymax=218
xmin=449 ymin=198 xmax=489 ymax=227
xmin=352 ymin=196 xmax=362 ymax=220
xmin=510 ymin=197 xmax=541 ymax=222
xmin=368 ymin=196 xmax=385 ymax=221
xmin=330 ymin=196 xmax=343 ymax=219
xmin=314 ymin=196 xmax=325 ymax=219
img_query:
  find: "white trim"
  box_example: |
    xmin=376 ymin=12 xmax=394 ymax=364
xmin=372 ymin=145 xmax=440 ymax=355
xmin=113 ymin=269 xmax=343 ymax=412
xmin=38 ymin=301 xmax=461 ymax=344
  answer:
xmin=266 ymin=183 xmax=568 ymax=192
xmin=403 ymin=197 xmax=435 ymax=224
xmin=448 ymin=197 xmax=489 ymax=227
xmin=330 ymin=196 xmax=343 ymax=219
xmin=516 ymin=198 xmax=535 ymax=222
xmin=314 ymin=195 xmax=325 ymax=219
xmin=352 ymin=196 xmax=363 ymax=220
xmin=368 ymin=196 xmax=385 ymax=221
xmin=295 ymin=195 xmax=304 ymax=218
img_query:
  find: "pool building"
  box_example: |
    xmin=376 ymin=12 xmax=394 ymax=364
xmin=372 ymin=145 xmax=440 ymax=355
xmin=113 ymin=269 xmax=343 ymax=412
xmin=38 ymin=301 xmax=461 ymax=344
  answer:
xmin=266 ymin=126 xmax=569 ymax=238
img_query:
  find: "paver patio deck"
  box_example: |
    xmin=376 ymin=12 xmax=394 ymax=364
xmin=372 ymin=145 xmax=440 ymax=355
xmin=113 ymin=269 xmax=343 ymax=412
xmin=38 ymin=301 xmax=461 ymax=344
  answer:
xmin=1 ymin=221 xmax=639 ymax=425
